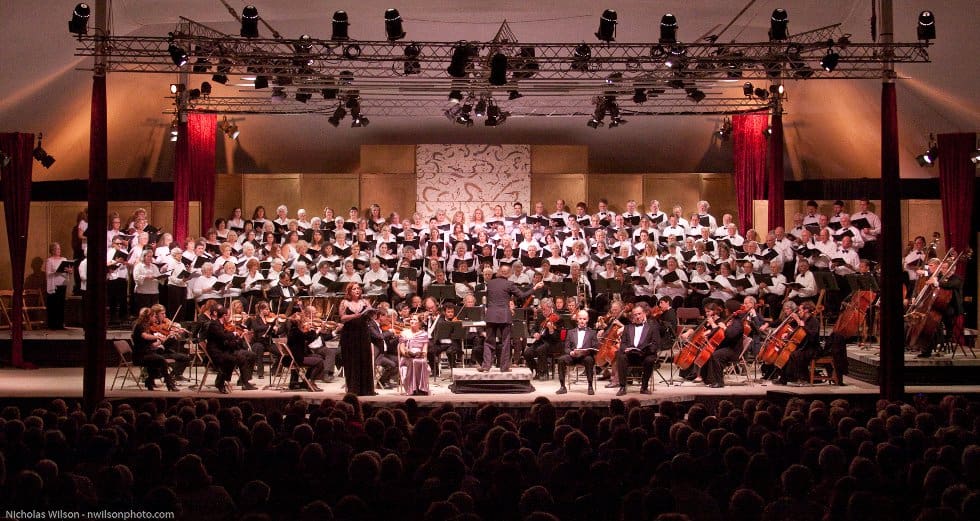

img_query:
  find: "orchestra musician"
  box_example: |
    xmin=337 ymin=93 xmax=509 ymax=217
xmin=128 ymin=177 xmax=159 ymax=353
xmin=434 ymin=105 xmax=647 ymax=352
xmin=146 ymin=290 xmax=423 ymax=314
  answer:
xmin=367 ymin=309 xmax=399 ymax=389
xmin=557 ymin=310 xmax=597 ymax=395
xmin=523 ymin=297 xmax=562 ymax=380
xmin=697 ymin=300 xmax=746 ymax=388
xmin=427 ymin=304 xmax=461 ymax=376
xmin=246 ymin=301 xmax=283 ymax=380
xmin=480 ymin=263 xmax=543 ymax=373
xmin=775 ymin=301 xmax=821 ymax=385
xmin=283 ymin=306 xmax=331 ymax=391
xmin=148 ymin=304 xmax=191 ymax=382
xmin=616 ymin=302 xmax=660 ymax=395
xmin=205 ymin=306 xmax=258 ymax=393
xmin=131 ymin=307 xmax=178 ymax=391
xmin=916 ymin=258 xmax=964 ymax=359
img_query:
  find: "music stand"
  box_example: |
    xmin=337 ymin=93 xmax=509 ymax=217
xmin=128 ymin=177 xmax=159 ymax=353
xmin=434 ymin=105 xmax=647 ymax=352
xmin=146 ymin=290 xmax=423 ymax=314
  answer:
xmin=594 ymin=277 xmax=623 ymax=295
xmin=546 ymin=281 xmax=576 ymax=299
xmin=845 ymin=273 xmax=879 ymax=292
xmin=425 ymin=284 xmax=457 ymax=303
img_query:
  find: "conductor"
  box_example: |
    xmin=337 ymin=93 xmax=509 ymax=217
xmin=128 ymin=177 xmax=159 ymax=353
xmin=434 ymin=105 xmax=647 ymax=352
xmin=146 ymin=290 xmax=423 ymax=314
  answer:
xmin=479 ymin=264 xmax=544 ymax=373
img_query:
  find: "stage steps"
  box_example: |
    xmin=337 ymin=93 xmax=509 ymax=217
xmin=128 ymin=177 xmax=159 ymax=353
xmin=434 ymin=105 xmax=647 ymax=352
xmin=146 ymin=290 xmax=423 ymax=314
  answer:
xmin=450 ymin=367 xmax=535 ymax=394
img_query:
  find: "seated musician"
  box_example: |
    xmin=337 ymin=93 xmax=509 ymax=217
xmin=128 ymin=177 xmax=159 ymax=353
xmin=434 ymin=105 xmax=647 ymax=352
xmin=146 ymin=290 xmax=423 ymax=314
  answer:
xmin=148 ymin=304 xmax=191 ymax=382
xmin=284 ymin=306 xmax=331 ymax=391
xmin=615 ymin=302 xmax=660 ymax=395
xmin=557 ymin=310 xmax=597 ymax=395
xmin=916 ymin=258 xmax=964 ymax=359
xmin=655 ymin=296 xmax=678 ymax=349
xmin=523 ymin=297 xmax=562 ymax=380
xmin=246 ymin=301 xmax=283 ymax=380
xmin=205 ymin=306 xmax=258 ymax=393
xmin=427 ymin=304 xmax=462 ymax=376
xmin=367 ymin=309 xmax=399 ymax=389
xmin=740 ymin=296 xmax=767 ymax=358
xmin=131 ymin=307 xmax=178 ymax=391
xmin=698 ymin=300 xmax=747 ymax=389
xmin=775 ymin=301 xmax=821 ymax=385
xmin=399 ymin=315 xmax=431 ymax=396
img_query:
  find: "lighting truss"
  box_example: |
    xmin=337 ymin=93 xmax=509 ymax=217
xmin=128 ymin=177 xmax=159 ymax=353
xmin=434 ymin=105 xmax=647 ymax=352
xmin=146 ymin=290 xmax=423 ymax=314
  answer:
xmin=73 ymin=16 xmax=931 ymax=117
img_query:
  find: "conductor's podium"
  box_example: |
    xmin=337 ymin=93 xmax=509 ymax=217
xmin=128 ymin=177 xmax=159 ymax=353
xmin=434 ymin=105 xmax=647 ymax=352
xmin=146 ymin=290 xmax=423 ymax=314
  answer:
xmin=450 ymin=367 xmax=535 ymax=394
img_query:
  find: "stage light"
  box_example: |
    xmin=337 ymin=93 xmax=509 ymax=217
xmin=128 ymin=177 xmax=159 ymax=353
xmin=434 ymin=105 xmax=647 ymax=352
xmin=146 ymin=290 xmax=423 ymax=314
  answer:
xmin=200 ymin=82 xmax=212 ymax=96
xmin=328 ymin=105 xmax=346 ymax=127
xmin=170 ymin=83 xmax=184 ymax=95
xmin=769 ymin=84 xmax=784 ymax=96
xmin=660 ymin=14 xmax=678 ymax=44
xmin=68 ymin=3 xmax=91 ymax=35
xmin=186 ymin=88 xmax=201 ymax=100
xmin=970 ymin=149 xmax=980 ymax=164
xmin=403 ymin=43 xmax=422 ymax=75
xmin=916 ymin=137 xmax=938 ymax=166
xmin=212 ymin=59 xmax=231 ymax=84
xmin=332 ymin=10 xmax=350 ymax=41
xmin=271 ymin=87 xmax=286 ymax=102
xmin=686 ymin=88 xmax=706 ymax=103
xmin=455 ymin=104 xmax=474 ymax=127
xmin=447 ymin=44 xmax=472 ymax=78
xmin=295 ymin=90 xmax=312 ymax=103
xmin=605 ymin=72 xmax=623 ymax=85
xmin=489 ymin=53 xmax=508 ymax=86
xmin=743 ymin=82 xmax=753 ymax=97
xmin=351 ymin=114 xmax=370 ymax=128
xmin=595 ymin=9 xmax=617 ymax=42
xmin=586 ymin=97 xmax=608 ymax=129
xmin=754 ymin=88 xmax=769 ymax=100
xmin=241 ymin=5 xmax=259 ymax=38
xmin=322 ymin=87 xmax=338 ymax=99
xmin=572 ymin=44 xmax=591 ymax=72
xmin=33 ymin=134 xmax=55 ymax=169
xmin=512 ymin=47 xmax=539 ymax=80
xmin=474 ymin=99 xmax=487 ymax=118
xmin=219 ymin=117 xmax=240 ymax=140
xmin=508 ymin=90 xmax=522 ymax=100
xmin=448 ymin=90 xmax=463 ymax=104
xmin=169 ymin=120 xmax=179 ymax=142
xmin=632 ymin=88 xmax=647 ymax=104
xmin=348 ymin=98 xmax=369 ymax=127
xmin=917 ymin=11 xmax=936 ymax=41
xmin=485 ymin=103 xmax=509 ymax=127
xmin=716 ymin=117 xmax=733 ymax=140
xmin=192 ymin=56 xmax=211 ymax=73
xmin=820 ymin=50 xmax=840 ymax=72
xmin=769 ymin=9 xmax=789 ymax=41
xmin=339 ymin=71 xmax=354 ymax=85
xmin=254 ymin=76 xmax=269 ymax=89
xmin=385 ymin=8 xmax=405 ymax=41
xmin=0 ymin=152 xmax=10 ymax=168
xmin=293 ymin=34 xmax=314 ymax=67
xmin=763 ymin=125 xmax=773 ymax=138
xmin=168 ymin=43 xmax=188 ymax=67
xmin=343 ymin=44 xmax=361 ymax=59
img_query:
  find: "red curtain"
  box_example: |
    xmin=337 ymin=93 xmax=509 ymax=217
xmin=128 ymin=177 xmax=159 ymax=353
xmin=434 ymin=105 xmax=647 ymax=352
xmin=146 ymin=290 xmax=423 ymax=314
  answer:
xmin=172 ymin=113 xmax=216 ymax=244
xmin=767 ymin=112 xmax=785 ymax=231
xmin=938 ymin=132 xmax=977 ymax=277
xmin=732 ymin=112 xmax=769 ymax=234
xmin=1 ymin=132 xmax=36 ymax=368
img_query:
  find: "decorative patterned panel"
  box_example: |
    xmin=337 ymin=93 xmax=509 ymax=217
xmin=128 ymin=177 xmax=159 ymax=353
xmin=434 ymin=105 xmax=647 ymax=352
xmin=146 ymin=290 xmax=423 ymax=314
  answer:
xmin=416 ymin=144 xmax=531 ymax=217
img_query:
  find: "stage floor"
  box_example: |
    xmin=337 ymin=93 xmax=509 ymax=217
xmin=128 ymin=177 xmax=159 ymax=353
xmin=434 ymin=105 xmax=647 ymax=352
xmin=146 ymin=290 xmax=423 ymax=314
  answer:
xmin=1 ymin=366 xmax=978 ymax=408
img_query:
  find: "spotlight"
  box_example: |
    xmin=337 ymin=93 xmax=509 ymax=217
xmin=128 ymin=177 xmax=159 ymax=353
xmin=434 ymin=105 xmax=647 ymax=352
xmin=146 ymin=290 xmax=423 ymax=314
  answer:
xmin=917 ymin=11 xmax=936 ymax=41
xmin=187 ymin=88 xmax=201 ymax=100
xmin=345 ymin=97 xmax=361 ymax=112
xmin=322 ymin=87 xmax=338 ymax=99
xmin=474 ymin=99 xmax=487 ymax=118
xmin=916 ymin=137 xmax=938 ymax=167
xmin=764 ymin=61 xmax=782 ymax=78
xmin=332 ymin=11 xmax=350 ymax=41
xmin=403 ymin=43 xmax=422 ymax=75
xmin=763 ymin=126 xmax=773 ymax=138
xmin=351 ymin=114 xmax=370 ymax=128
xmin=218 ymin=117 xmax=240 ymax=140
xmin=447 ymin=44 xmax=472 ymax=78
xmin=69 ymin=3 xmax=91 ymax=35
xmin=170 ymin=120 xmax=179 ymax=142
xmin=348 ymin=98 xmax=369 ymax=128
xmin=200 ymin=82 xmax=212 ymax=96
xmin=489 ymin=53 xmax=508 ymax=86
xmin=743 ymin=82 xmax=753 ymax=97
xmin=168 ymin=43 xmax=188 ymax=67
xmin=754 ymin=88 xmax=769 ymax=100
xmin=254 ymin=76 xmax=269 ymax=89
xmin=293 ymin=34 xmax=314 ymax=67
xmin=455 ymin=104 xmax=474 ymax=127
xmin=586 ymin=97 xmax=608 ymax=129
xmin=970 ymin=149 xmax=980 ymax=164
xmin=820 ymin=50 xmax=840 ymax=72
xmin=508 ymin=90 xmax=522 ymax=100
xmin=665 ymin=46 xmax=687 ymax=69
xmin=586 ymin=116 xmax=603 ymax=129
xmin=339 ymin=71 xmax=354 ymax=85
xmin=192 ymin=57 xmax=211 ymax=73
xmin=212 ymin=59 xmax=231 ymax=84
xmin=170 ymin=83 xmax=184 ymax=95
xmin=385 ymin=8 xmax=405 ymax=41
xmin=448 ymin=90 xmax=463 ymax=103
xmin=211 ymin=74 xmax=228 ymax=85
xmin=343 ymin=44 xmax=361 ymax=59
xmin=686 ymin=89 xmax=706 ymax=103
xmin=0 ymin=152 xmax=10 ymax=168
xmin=328 ymin=105 xmax=347 ymax=127
xmin=716 ymin=117 xmax=733 ymax=140
xmin=660 ymin=14 xmax=678 ymax=44
xmin=32 ymin=134 xmax=55 ymax=169
xmin=595 ymin=9 xmax=617 ymax=42
xmin=572 ymin=43 xmax=591 ymax=72
xmin=769 ymin=84 xmax=784 ymax=96
xmin=485 ymin=103 xmax=510 ymax=127
xmin=241 ymin=5 xmax=259 ymax=38
xmin=632 ymin=88 xmax=647 ymax=104
xmin=605 ymin=72 xmax=623 ymax=85
xmin=769 ymin=9 xmax=789 ymax=41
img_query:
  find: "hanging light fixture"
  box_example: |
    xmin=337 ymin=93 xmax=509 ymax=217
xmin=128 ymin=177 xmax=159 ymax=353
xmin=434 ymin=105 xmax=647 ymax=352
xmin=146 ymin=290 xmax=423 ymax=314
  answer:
xmin=240 ymin=5 xmax=259 ymax=38
xmin=332 ymin=10 xmax=350 ymax=41
xmin=33 ymin=133 xmax=56 ymax=168
xmin=384 ymin=9 xmax=406 ymax=41
xmin=68 ymin=3 xmax=91 ymax=35
xmin=769 ymin=9 xmax=789 ymax=41
xmin=917 ymin=11 xmax=936 ymax=41
xmin=595 ymin=9 xmax=617 ymax=42
xmin=659 ymin=14 xmax=678 ymax=44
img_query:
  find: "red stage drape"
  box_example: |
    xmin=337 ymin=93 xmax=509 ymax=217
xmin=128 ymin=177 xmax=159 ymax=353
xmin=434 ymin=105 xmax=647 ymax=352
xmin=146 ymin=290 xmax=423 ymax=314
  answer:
xmin=732 ymin=112 xmax=769 ymax=234
xmin=767 ymin=112 xmax=785 ymax=231
xmin=1 ymin=132 xmax=36 ymax=368
xmin=172 ymin=113 xmax=216 ymax=243
xmin=938 ymin=132 xmax=977 ymax=277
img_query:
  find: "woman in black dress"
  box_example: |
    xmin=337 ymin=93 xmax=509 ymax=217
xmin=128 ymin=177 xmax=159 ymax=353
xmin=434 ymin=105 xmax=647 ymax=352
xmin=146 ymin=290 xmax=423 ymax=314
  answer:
xmin=339 ymin=282 xmax=376 ymax=396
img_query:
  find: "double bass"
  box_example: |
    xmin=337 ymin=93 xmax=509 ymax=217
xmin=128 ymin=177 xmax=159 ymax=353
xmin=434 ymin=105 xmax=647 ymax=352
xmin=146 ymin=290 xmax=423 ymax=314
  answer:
xmin=905 ymin=248 xmax=972 ymax=349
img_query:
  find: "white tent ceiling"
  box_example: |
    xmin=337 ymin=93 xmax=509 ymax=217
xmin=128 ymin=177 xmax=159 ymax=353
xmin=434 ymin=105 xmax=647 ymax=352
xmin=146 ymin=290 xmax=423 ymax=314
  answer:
xmin=2 ymin=0 xmax=978 ymax=180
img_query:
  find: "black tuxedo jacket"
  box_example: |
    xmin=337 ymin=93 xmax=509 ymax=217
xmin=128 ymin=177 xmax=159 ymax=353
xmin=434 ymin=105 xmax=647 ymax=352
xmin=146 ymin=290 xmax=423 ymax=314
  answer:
xmin=618 ymin=320 xmax=660 ymax=355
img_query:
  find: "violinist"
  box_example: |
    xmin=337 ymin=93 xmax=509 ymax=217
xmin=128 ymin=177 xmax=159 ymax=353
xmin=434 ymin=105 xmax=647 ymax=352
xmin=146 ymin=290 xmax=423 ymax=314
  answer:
xmin=699 ymin=300 xmax=747 ymax=389
xmin=557 ymin=310 xmax=597 ymax=395
xmin=132 ymin=307 xmax=178 ymax=391
xmin=615 ymin=302 xmax=660 ymax=395
xmin=148 ymin=304 xmax=191 ymax=382
xmin=523 ymin=297 xmax=561 ymax=380
xmin=205 ymin=306 xmax=258 ymax=393
xmin=284 ymin=305 xmax=330 ymax=391
xmin=775 ymin=301 xmax=821 ymax=385
xmin=246 ymin=301 xmax=283 ymax=380
xmin=367 ymin=309 xmax=399 ymax=389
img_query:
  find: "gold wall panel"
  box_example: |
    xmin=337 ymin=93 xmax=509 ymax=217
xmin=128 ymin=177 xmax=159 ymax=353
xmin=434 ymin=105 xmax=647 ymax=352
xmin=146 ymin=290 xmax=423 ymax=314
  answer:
xmin=531 ymin=174 xmax=586 ymax=211
xmin=300 ymin=174 xmax=360 ymax=219
xmin=700 ymin=174 xmax=737 ymax=223
xmin=360 ymin=145 xmax=416 ymax=174
xmin=530 ymin=145 xmax=588 ymax=174
xmin=361 ymin=173 xmax=416 ymax=218
xmin=242 ymin=174 xmax=302 ymax=220
xmin=642 ymin=174 xmax=701 ymax=218
xmin=587 ymin=174 xmax=643 ymax=214
xmin=47 ymin=203 xmax=87 ymax=258
xmin=905 ymin=200 xmax=945 ymax=257
xmin=214 ymin=174 xmax=243 ymax=223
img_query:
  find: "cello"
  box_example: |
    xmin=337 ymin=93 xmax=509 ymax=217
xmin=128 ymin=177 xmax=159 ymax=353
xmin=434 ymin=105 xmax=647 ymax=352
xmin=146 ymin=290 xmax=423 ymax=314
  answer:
xmin=832 ymin=290 xmax=877 ymax=338
xmin=595 ymin=303 xmax=631 ymax=367
xmin=675 ymin=309 xmax=745 ymax=371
